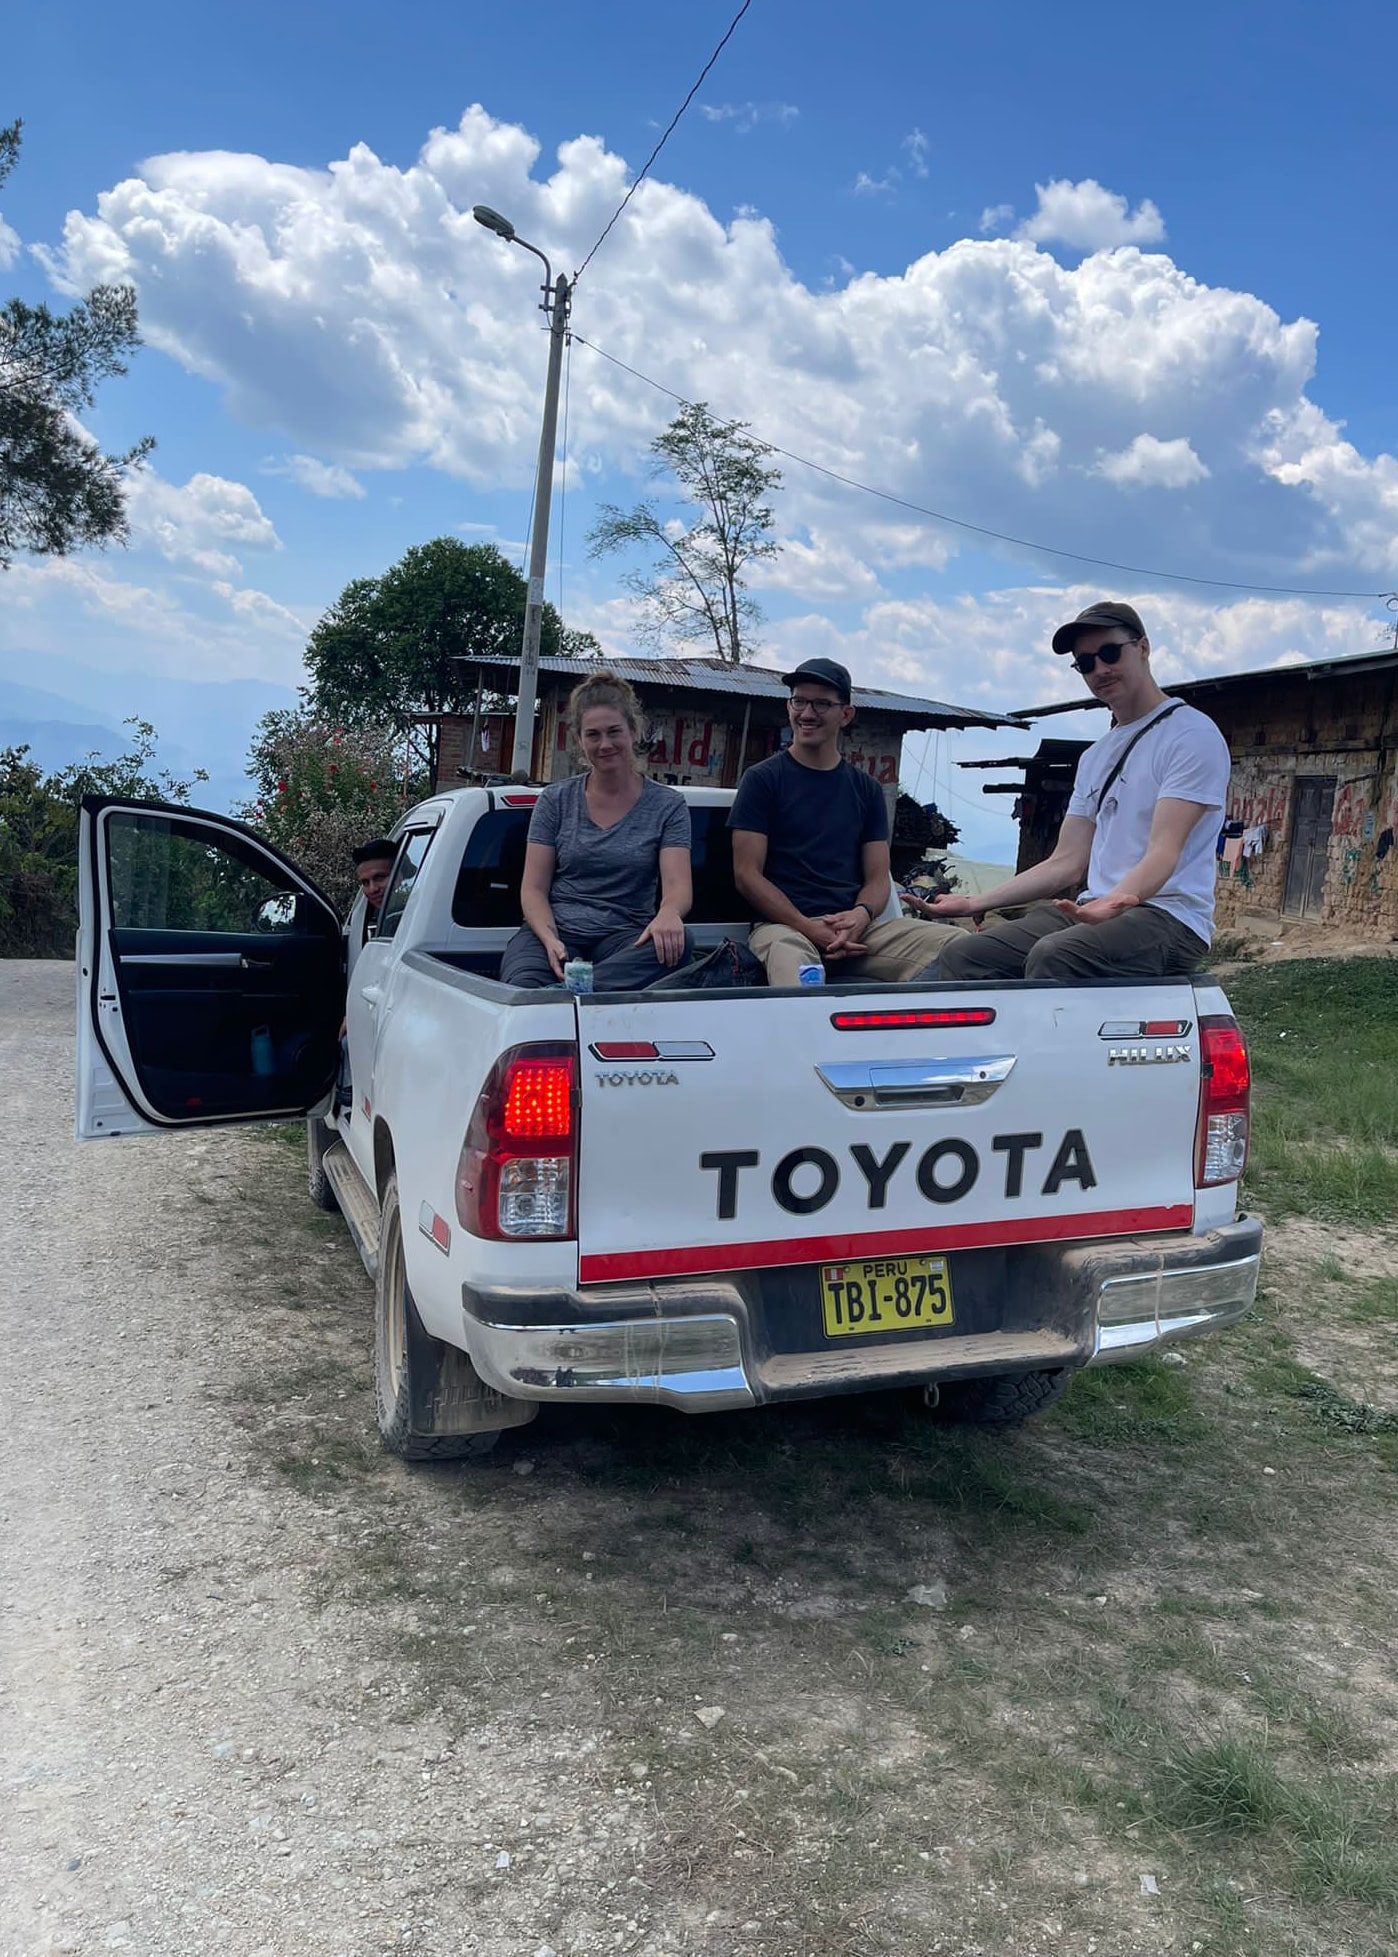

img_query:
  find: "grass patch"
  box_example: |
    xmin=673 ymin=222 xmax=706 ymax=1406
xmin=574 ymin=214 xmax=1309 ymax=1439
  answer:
xmin=1225 ymin=960 xmax=1398 ymax=1225
xmin=1343 ymin=1277 xmax=1398 ymax=1325
xmin=1051 ymin=1354 xmax=1205 ymax=1445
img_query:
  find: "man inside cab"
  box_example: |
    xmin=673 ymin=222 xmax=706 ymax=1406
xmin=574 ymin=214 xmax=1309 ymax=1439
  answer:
xmin=347 ymin=837 xmax=396 ymax=976
xmin=908 ymin=603 xmax=1230 ymax=980
xmin=729 ymin=658 xmax=965 ymax=987
xmin=338 ymin=838 xmax=397 ymax=1097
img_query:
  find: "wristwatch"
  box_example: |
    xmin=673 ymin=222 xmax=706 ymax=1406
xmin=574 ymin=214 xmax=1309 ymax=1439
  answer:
xmin=856 ymin=901 xmax=875 ymax=922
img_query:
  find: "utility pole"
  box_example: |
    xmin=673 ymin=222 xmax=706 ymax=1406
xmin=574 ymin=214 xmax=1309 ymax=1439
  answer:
xmin=471 ymin=205 xmax=572 ymax=780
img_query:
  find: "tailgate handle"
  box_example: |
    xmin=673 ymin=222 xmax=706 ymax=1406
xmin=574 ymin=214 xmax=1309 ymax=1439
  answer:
xmin=816 ymin=1053 xmax=1016 ymax=1110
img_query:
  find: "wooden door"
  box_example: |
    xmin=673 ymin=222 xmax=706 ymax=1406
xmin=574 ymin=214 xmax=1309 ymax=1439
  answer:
xmin=1282 ymin=776 xmax=1335 ymax=917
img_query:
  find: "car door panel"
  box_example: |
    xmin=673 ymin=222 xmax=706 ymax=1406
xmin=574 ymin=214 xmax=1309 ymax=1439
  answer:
xmin=78 ymin=799 xmax=345 ymax=1137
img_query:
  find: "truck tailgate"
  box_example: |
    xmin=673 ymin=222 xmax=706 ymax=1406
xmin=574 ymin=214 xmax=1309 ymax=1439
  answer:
xmin=575 ymin=985 xmax=1201 ymax=1284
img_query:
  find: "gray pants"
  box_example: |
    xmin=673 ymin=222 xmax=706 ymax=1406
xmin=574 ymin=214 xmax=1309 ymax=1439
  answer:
xmin=932 ymin=901 xmax=1208 ymax=983
xmin=501 ymin=922 xmax=694 ymax=991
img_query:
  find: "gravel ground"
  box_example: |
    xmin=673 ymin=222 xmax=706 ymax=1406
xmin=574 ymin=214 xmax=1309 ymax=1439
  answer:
xmin=0 ymin=961 xmax=646 ymax=1957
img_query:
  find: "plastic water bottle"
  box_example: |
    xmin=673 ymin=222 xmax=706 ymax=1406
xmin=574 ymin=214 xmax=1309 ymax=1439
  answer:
xmin=563 ymin=959 xmax=594 ymax=995
xmin=797 ymin=963 xmax=825 ymax=987
xmin=250 ymin=1025 xmax=276 ymax=1075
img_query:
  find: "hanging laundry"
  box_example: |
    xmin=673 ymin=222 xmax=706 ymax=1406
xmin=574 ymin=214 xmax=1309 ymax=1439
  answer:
xmin=1378 ymin=828 xmax=1394 ymax=862
xmin=1222 ymin=835 xmax=1245 ymax=875
xmin=1242 ymin=824 xmax=1267 ymax=858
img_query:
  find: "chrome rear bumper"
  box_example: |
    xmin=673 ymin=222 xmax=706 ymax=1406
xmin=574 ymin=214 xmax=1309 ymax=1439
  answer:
xmin=462 ymin=1216 xmax=1262 ymax=1412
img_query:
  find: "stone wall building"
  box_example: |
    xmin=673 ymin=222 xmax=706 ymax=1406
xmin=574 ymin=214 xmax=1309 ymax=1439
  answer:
xmin=976 ymin=649 xmax=1398 ymax=941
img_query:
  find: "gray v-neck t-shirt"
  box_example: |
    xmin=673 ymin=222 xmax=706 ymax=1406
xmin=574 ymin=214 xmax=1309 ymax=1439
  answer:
xmin=529 ymin=773 xmax=691 ymax=937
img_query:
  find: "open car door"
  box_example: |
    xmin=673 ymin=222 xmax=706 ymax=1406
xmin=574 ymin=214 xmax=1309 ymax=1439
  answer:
xmin=76 ymin=798 xmax=345 ymax=1140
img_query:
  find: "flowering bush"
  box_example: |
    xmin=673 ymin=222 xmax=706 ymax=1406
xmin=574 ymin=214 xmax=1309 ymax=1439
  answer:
xmin=241 ymin=711 xmax=425 ymax=913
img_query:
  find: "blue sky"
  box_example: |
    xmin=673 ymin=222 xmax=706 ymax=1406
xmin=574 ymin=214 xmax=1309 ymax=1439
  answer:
xmin=5 ymin=0 xmax=1397 ymax=855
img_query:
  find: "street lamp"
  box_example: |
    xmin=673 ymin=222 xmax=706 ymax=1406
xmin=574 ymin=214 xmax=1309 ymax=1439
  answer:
xmin=473 ymin=203 xmax=571 ymax=780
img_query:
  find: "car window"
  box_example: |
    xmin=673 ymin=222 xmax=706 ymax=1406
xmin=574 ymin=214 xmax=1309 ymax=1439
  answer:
xmin=106 ymin=809 xmax=302 ymax=934
xmin=450 ymin=811 xmax=532 ymax=927
xmin=375 ymin=829 xmax=435 ymax=941
xmin=448 ymin=804 xmax=744 ymax=929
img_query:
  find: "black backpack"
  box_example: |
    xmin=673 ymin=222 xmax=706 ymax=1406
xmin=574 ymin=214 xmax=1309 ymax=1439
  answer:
xmin=647 ymin=937 xmax=766 ymax=990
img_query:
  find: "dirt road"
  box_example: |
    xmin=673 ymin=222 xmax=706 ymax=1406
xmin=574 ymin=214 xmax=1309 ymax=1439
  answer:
xmin=2 ymin=960 xmax=662 ymax=1957
xmin=5 ymin=959 xmax=1396 ymax=1957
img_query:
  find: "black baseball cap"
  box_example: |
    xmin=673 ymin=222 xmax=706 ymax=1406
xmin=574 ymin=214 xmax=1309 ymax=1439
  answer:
xmin=781 ymin=657 xmax=852 ymax=702
xmin=1051 ymin=601 xmax=1147 ymax=655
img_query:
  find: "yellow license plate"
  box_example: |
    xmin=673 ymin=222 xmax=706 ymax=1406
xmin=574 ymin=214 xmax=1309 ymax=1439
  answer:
xmin=820 ymin=1256 xmax=955 ymax=1339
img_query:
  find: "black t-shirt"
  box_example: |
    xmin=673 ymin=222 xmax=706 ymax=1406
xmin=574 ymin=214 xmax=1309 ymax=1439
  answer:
xmin=728 ymin=750 xmax=889 ymax=917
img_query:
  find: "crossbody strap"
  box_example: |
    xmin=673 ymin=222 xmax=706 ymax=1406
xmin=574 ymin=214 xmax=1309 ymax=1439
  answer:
xmin=1091 ymin=700 xmax=1184 ymax=811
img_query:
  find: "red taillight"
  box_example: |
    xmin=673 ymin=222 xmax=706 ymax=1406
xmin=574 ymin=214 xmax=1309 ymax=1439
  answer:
xmin=831 ymin=1008 xmax=997 ymax=1030
xmin=1195 ymin=1014 xmax=1250 ymax=1187
xmin=456 ymin=1043 xmax=577 ymax=1240
xmin=501 ymin=1058 xmax=574 ymax=1141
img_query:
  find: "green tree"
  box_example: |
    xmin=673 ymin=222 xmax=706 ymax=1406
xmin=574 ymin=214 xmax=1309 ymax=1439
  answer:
xmin=241 ymin=711 xmax=425 ymax=913
xmin=0 ymin=120 xmax=154 ymax=570
xmin=303 ymin=539 xmax=579 ymax=776
xmin=0 ymin=721 xmax=205 ymax=955
xmin=588 ymin=402 xmax=782 ymax=664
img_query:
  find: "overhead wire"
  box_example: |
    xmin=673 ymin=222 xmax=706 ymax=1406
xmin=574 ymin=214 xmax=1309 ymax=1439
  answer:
xmin=569 ymin=331 xmax=1394 ymax=605
xmin=573 ymin=0 xmax=755 ymax=286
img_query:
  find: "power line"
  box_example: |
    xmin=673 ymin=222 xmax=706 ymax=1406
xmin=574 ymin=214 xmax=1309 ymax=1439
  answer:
xmin=573 ymin=0 xmax=755 ymax=285
xmin=570 ymin=332 xmax=1394 ymax=605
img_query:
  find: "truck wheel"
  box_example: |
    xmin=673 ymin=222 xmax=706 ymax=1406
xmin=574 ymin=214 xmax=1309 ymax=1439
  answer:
xmin=374 ymin=1172 xmax=501 ymax=1463
xmin=307 ymin=1116 xmax=339 ymax=1212
xmin=931 ymin=1368 xmax=1076 ymax=1426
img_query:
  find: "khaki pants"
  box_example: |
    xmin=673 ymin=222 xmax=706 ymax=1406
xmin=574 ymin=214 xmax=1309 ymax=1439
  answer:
xmin=934 ymin=901 xmax=1208 ymax=982
xmin=749 ymin=917 xmax=967 ymax=989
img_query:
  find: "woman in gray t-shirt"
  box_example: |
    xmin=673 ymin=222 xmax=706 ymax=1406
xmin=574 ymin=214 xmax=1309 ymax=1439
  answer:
xmin=500 ymin=672 xmax=694 ymax=990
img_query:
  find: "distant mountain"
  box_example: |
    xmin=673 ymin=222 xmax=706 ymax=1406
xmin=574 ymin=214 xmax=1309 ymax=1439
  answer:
xmin=1 ymin=717 xmax=128 ymax=773
xmin=0 ymin=651 xmax=299 ymax=814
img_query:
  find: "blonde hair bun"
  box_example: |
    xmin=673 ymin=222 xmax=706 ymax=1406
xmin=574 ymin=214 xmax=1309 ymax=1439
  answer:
xmin=567 ymin=668 xmax=644 ymax=743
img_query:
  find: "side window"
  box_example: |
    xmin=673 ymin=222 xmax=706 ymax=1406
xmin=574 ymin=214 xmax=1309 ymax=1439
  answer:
xmin=450 ymin=810 xmax=533 ymax=927
xmin=107 ymin=810 xmax=302 ymax=934
xmin=687 ymin=807 xmax=741 ymax=923
xmin=375 ymin=829 xmax=435 ymax=941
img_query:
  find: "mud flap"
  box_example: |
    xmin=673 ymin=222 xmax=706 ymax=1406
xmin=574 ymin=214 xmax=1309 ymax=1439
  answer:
xmin=407 ymin=1321 xmax=538 ymax=1437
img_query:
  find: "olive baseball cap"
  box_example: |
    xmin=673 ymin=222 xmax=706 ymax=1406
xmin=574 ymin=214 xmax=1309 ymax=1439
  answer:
xmin=781 ymin=656 xmax=852 ymax=701
xmin=1051 ymin=601 xmax=1147 ymax=655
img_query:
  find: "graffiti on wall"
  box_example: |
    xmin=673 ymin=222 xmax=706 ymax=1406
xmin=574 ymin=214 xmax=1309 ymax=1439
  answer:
xmin=1227 ymin=783 xmax=1289 ymax=829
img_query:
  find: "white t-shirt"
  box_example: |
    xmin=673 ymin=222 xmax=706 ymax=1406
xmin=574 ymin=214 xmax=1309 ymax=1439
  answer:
xmin=1067 ymin=702 xmax=1230 ymax=944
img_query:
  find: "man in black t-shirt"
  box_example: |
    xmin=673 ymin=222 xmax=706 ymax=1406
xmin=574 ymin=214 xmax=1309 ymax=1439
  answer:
xmin=728 ymin=659 xmax=965 ymax=987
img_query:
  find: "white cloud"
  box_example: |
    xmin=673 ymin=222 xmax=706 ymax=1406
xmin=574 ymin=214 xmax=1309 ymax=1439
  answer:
xmin=0 ymin=212 xmax=19 ymax=269
xmin=979 ymin=203 xmax=1014 ymax=234
xmin=1016 ymin=178 xmax=1166 ymax=252
xmin=1097 ymin=434 xmax=1210 ymax=490
xmin=263 ymin=452 xmax=365 ymax=499
xmin=34 ymin=112 xmax=1398 ymax=598
xmin=902 ymin=130 xmax=930 ymax=179
xmin=853 ymin=169 xmax=899 ymax=196
xmin=125 ymin=468 xmax=281 ymax=575
xmin=0 ymin=557 xmax=305 ymax=682
xmin=699 ymin=102 xmax=799 ymax=132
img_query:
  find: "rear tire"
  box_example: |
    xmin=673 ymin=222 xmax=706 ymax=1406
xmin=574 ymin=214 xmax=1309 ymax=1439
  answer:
xmin=307 ymin=1116 xmax=339 ymax=1212
xmin=930 ymin=1368 xmax=1076 ymax=1427
xmin=374 ymin=1171 xmax=504 ymax=1462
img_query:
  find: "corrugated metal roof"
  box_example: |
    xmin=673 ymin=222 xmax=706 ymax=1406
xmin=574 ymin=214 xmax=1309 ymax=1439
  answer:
xmin=1012 ymin=646 xmax=1398 ymax=722
xmin=456 ymin=652 xmax=1009 ymax=729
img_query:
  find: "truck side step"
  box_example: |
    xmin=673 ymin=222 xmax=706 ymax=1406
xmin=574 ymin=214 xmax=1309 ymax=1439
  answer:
xmin=322 ymin=1140 xmax=382 ymax=1278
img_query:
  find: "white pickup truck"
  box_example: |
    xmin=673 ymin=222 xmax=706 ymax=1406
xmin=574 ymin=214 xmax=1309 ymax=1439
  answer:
xmin=76 ymin=784 xmax=1261 ymax=1460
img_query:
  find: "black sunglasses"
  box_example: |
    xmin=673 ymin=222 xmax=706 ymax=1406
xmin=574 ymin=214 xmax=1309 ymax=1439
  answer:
xmin=1071 ymin=638 xmax=1138 ymax=675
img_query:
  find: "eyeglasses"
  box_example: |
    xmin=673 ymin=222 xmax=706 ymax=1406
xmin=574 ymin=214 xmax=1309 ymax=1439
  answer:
xmin=789 ymin=695 xmax=844 ymax=716
xmin=1071 ymin=639 xmax=1138 ymax=676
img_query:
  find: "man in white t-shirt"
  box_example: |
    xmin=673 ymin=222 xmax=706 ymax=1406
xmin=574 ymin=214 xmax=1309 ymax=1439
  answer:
xmin=911 ymin=602 xmax=1231 ymax=981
